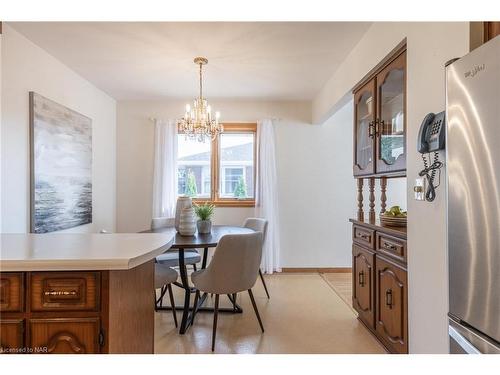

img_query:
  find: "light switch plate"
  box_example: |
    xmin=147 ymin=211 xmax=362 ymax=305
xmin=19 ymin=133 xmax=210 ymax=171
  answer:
xmin=414 ymin=178 xmax=425 ymax=201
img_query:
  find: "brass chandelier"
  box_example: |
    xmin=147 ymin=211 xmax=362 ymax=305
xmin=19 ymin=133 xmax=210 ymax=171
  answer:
xmin=177 ymin=57 xmax=222 ymax=142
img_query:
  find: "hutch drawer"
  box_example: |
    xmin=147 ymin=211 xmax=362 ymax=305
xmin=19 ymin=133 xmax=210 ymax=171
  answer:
xmin=353 ymin=225 xmax=375 ymax=249
xmin=376 ymin=232 xmax=407 ymax=263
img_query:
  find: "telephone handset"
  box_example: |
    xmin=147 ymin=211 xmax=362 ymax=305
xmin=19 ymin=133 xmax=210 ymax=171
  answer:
xmin=417 ymin=111 xmax=445 ymax=202
xmin=417 ymin=111 xmax=446 ymax=153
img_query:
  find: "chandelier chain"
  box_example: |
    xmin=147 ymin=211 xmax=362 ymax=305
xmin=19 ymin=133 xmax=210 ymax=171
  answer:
xmin=177 ymin=57 xmax=223 ymax=142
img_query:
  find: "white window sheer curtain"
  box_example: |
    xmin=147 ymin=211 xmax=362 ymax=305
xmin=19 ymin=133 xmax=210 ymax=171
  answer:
xmin=151 ymin=119 xmax=178 ymax=227
xmin=255 ymin=119 xmax=281 ymax=274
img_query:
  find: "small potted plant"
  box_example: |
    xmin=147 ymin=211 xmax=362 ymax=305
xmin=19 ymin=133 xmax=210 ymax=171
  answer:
xmin=194 ymin=201 xmax=215 ymax=234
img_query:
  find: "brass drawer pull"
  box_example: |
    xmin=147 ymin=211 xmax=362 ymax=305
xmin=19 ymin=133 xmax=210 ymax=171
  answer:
xmin=385 ymin=289 xmax=393 ymax=309
xmin=358 ymin=271 xmax=365 ymax=287
xmin=383 ymin=242 xmax=397 ymax=251
xmin=44 ymin=290 xmax=78 ymax=297
xmin=357 ymin=233 xmax=370 ymax=240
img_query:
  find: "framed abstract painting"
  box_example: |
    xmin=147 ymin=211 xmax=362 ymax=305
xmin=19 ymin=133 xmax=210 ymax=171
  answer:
xmin=29 ymin=92 xmax=92 ymax=233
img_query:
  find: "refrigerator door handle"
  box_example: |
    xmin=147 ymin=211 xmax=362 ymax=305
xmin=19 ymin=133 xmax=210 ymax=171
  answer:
xmin=449 ymin=325 xmax=481 ymax=354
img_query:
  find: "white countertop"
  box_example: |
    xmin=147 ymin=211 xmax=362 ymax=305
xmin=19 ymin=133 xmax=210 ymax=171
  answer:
xmin=0 ymin=232 xmax=176 ymax=272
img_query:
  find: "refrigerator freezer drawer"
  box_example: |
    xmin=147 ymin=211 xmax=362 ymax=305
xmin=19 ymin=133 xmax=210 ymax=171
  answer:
xmin=449 ymin=318 xmax=500 ymax=354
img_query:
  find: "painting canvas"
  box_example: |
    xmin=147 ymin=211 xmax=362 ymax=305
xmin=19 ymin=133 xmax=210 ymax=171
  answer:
xmin=30 ymin=92 xmax=92 ymax=233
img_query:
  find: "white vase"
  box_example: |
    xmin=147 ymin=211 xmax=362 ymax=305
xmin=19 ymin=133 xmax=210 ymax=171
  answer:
xmin=178 ymin=207 xmax=196 ymax=236
xmin=175 ymin=197 xmax=192 ymax=231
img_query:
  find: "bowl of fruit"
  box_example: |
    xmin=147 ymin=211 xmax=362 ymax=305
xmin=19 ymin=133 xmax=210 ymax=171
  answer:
xmin=380 ymin=206 xmax=407 ymax=227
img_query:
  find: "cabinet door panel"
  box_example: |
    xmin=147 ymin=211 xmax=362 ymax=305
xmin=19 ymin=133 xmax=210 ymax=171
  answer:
xmin=375 ymin=51 xmax=406 ymax=174
xmin=29 ymin=318 xmax=100 ymax=354
xmin=0 ymin=319 xmax=24 ymax=353
xmin=352 ymin=245 xmax=375 ymax=328
xmin=375 ymin=256 xmax=408 ymax=353
xmin=353 ymin=80 xmax=376 ymax=176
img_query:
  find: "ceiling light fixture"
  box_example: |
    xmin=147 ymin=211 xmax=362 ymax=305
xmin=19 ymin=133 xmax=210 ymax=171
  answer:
xmin=177 ymin=57 xmax=222 ymax=142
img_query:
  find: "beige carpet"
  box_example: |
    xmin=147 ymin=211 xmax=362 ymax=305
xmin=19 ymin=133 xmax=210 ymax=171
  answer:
xmin=320 ymin=272 xmax=353 ymax=309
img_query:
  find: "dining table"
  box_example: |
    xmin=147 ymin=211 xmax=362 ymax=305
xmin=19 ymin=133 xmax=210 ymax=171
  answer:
xmin=143 ymin=225 xmax=254 ymax=334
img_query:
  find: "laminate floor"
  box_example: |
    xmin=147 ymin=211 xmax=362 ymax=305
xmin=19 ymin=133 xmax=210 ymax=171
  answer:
xmin=320 ymin=272 xmax=353 ymax=310
xmin=154 ymin=273 xmax=385 ymax=354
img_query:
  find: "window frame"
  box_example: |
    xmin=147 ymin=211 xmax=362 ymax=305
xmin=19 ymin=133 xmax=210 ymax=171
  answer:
xmin=177 ymin=122 xmax=257 ymax=207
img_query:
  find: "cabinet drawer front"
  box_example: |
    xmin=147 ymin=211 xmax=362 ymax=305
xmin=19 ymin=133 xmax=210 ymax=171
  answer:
xmin=0 ymin=273 xmax=24 ymax=312
xmin=29 ymin=318 xmax=100 ymax=354
xmin=31 ymin=272 xmax=100 ymax=312
xmin=353 ymin=225 xmax=375 ymax=249
xmin=376 ymin=233 xmax=407 ymax=263
xmin=0 ymin=319 xmax=24 ymax=353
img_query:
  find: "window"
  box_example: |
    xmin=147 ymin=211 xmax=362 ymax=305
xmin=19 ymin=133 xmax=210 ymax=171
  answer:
xmin=176 ymin=123 xmax=256 ymax=206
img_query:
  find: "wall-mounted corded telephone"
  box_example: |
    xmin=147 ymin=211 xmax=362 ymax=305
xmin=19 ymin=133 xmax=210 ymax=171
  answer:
xmin=417 ymin=111 xmax=445 ymax=202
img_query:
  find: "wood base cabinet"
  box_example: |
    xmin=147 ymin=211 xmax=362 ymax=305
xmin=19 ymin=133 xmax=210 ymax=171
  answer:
xmin=352 ymin=245 xmax=375 ymax=328
xmin=0 ymin=260 xmax=154 ymax=354
xmin=350 ymin=219 xmax=408 ymax=353
xmin=375 ymin=257 xmax=408 ymax=354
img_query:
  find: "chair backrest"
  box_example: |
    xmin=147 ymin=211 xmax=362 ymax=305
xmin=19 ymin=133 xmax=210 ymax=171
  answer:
xmin=203 ymin=232 xmax=263 ymax=294
xmin=151 ymin=217 xmax=174 ymax=230
xmin=243 ymin=218 xmax=268 ymax=242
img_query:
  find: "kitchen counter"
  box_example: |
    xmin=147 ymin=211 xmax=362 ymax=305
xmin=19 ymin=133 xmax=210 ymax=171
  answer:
xmin=0 ymin=232 xmax=176 ymax=272
xmin=0 ymin=232 xmax=176 ymax=354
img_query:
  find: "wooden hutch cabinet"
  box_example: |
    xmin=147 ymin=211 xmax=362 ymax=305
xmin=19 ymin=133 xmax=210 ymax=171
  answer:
xmin=350 ymin=40 xmax=408 ymax=354
xmin=353 ymin=43 xmax=406 ymax=178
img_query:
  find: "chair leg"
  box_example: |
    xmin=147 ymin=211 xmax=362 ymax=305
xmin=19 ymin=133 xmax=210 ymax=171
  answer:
xmin=212 ymin=294 xmax=220 ymax=352
xmin=193 ymin=263 xmax=197 ymax=272
xmin=167 ymin=284 xmax=178 ymax=328
xmin=155 ymin=286 xmax=168 ymax=310
xmin=192 ymin=290 xmax=200 ymax=324
xmin=259 ymin=270 xmax=270 ymax=299
xmin=248 ymin=289 xmax=264 ymax=333
xmin=159 ymin=286 xmax=165 ymax=308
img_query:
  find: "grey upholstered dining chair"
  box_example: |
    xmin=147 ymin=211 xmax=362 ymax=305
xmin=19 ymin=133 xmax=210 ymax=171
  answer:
xmin=191 ymin=232 xmax=265 ymax=351
xmin=151 ymin=218 xmax=202 ymax=270
xmin=154 ymin=264 xmax=179 ymax=327
xmin=243 ymin=218 xmax=270 ymax=299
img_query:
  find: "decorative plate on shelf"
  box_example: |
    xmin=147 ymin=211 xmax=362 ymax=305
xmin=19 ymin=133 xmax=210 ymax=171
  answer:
xmin=380 ymin=214 xmax=407 ymax=227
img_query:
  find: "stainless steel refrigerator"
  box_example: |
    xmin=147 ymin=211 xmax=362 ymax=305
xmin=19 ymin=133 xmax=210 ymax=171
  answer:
xmin=446 ymin=35 xmax=500 ymax=354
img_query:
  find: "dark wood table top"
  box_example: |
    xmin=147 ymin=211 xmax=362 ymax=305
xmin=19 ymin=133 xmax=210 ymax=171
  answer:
xmin=143 ymin=225 xmax=254 ymax=249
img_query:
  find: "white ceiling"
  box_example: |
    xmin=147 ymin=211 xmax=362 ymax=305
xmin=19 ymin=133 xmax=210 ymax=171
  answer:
xmin=10 ymin=22 xmax=371 ymax=101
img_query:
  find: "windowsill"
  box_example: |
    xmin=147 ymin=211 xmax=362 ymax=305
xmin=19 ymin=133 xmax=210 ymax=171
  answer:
xmin=192 ymin=199 xmax=255 ymax=208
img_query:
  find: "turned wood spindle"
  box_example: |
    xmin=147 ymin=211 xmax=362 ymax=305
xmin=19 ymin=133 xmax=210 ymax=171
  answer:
xmin=380 ymin=176 xmax=387 ymax=214
xmin=369 ymin=178 xmax=376 ymax=223
xmin=357 ymin=178 xmax=364 ymax=221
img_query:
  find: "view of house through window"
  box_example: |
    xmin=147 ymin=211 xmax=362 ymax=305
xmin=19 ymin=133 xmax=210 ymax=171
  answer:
xmin=176 ymin=124 xmax=256 ymax=205
xmin=219 ymin=133 xmax=254 ymax=199
xmin=177 ymin=136 xmax=211 ymax=198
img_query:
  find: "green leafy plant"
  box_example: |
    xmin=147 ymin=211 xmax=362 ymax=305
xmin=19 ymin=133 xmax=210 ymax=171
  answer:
xmin=184 ymin=170 xmax=198 ymax=197
xmin=233 ymin=176 xmax=247 ymax=199
xmin=194 ymin=201 xmax=215 ymax=221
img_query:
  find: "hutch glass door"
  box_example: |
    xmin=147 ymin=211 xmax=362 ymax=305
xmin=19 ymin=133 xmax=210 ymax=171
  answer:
xmin=376 ymin=51 xmax=406 ymax=174
xmin=354 ymin=80 xmax=376 ymax=176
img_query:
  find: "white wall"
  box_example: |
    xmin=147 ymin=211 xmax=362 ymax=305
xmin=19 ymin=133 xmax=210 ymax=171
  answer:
xmin=276 ymin=101 xmax=357 ymax=267
xmin=313 ymin=22 xmax=470 ymax=353
xmin=1 ymin=25 xmax=117 ymax=233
